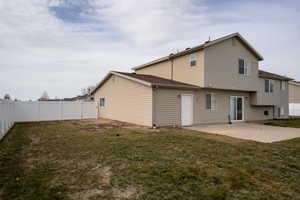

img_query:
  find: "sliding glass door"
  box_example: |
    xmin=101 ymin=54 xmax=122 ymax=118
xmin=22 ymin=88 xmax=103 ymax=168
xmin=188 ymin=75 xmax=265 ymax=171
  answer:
xmin=230 ymin=96 xmax=244 ymax=121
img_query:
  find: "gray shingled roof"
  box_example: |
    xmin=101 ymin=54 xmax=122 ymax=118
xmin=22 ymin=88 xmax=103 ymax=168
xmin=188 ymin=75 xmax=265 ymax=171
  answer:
xmin=115 ymin=72 xmax=200 ymax=89
xmin=91 ymin=71 xmax=200 ymax=94
xmin=258 ymin=70 xmax=293 ymax=81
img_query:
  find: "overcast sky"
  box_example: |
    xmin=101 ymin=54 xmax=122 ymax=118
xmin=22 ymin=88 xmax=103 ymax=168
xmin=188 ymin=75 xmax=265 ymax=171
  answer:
xmin=0 ymin=0 xmax=299 ymax=100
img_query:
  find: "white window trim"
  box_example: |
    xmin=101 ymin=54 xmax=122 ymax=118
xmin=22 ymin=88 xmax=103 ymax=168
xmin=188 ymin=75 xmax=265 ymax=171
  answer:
xmin=246 ymin=61 xmax=251 ymax=76
xmin=190 ymin=54 xmax=197 ymax=67
xmin=230 ymin=96 xmax=245 ymax=121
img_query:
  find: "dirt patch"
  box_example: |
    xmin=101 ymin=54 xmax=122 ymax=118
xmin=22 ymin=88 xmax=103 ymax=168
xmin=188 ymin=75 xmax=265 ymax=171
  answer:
xmin=71 ymin=188 xmax=104 ymax=200
xmin=77 ymin=118 xmax=155 ymax=133
xmin=113 ymin=186 xmax=138 ymax=200
xmin=92 ymin=165 xmax=112 ymax=185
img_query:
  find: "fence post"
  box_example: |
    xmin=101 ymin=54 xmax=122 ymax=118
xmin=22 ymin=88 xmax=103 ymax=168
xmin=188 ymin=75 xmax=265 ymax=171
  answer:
xmin=60 ymin=101 xmax=63 ymax=120
xmin=81 ymin=102 xmax=83 ymax=120
xmin=38 ymin=101 xmax=40 ymax=122
xmin=0 ymin=121 xmax=4 ymax=138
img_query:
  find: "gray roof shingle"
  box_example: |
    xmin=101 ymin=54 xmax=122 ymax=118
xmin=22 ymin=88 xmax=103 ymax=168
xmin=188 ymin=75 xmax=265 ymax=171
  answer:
xmin=258 ymin=70 xmax=293 ymax=81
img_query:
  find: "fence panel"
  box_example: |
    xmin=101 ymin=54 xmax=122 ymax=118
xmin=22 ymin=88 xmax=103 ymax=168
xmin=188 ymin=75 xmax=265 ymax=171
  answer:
xmin=82 ymin=102 xmax=98 ymax=119
xmin=0 ymin=101 xmax=15 ymax=140
xmin=14 ymin=102 xmax=39 ymax=122
xmin=39 ymin=102 xmax=62 ymax=121
xmin=289 ymin=103 xmax=300 ymax=116
xmin=0 ymin=101 xmax=98 ymax=140
xmin=62 ymin=102 xmax=82 ymax=120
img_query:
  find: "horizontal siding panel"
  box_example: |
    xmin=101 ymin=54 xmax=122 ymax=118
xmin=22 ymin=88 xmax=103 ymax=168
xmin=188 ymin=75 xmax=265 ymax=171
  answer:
xmin=94 ymin=75 xmax=153 ymax=126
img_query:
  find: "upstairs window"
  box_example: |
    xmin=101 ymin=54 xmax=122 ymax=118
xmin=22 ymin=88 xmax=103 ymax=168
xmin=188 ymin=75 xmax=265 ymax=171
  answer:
xmin=190 ymin=54 xmax=197 ymax=67
xmin=100 ymin=98 xmax=105 ymax=107
xmin=265 ymin=80 xmax=274 ymax=93
xmin=206 ymin=93 xmax=216 ymax=111
xmin=238 ymin=59 xmax=251 ymax=76
xmin=280 ymin=80 xmax=286 ymax=90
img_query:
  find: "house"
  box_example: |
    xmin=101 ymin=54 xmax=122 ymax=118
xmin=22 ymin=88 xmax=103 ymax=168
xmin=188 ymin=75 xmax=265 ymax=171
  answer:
xmin=92 ymin=33 xmax=292 ymax=127
xmin=289 ymin=81 xmax=300 ymax=103
xmin=289 ymin=81 xmax=300 ymax=116
xmin=63 ymin=94 xmax=94 ymax=102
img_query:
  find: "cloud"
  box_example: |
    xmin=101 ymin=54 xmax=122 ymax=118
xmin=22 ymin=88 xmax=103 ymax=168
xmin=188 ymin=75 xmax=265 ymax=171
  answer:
xmin=0 ymin=0 xmax=299 ymax=100
xmin=92 ymin=0 xmax=208 ymax=46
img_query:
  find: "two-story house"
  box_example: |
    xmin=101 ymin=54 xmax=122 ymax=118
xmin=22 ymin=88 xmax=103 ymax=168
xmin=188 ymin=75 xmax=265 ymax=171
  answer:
xmin=289 ymin=81 xmax=300 ymax=104
xmin=92 ymin=33 xmax=292 ymax=127
xmin=289 ymin=81 xmax=300 ymax=116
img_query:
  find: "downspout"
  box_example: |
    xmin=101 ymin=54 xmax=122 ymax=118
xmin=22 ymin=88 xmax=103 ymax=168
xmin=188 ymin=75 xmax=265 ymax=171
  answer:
xmin=169 ymin=54 xmax=174 ymax=80
xmin=171 ymin=59 xmax=174 ymax=80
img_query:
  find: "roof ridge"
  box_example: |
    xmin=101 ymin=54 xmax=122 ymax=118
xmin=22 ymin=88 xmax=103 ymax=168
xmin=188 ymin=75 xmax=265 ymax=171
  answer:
xmin=115 ymin=71 xmax=200 ymax=84
xmin=132 ymin=32 xmax=263 ymax=71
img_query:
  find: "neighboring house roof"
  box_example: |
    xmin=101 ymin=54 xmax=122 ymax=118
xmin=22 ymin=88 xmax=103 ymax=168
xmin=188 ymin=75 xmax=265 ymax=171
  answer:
xmin=63 ymin=94 xmax=92 ymax=101
xmin=258 ymin=70 xmax=293 ymax=81
xmin=289 ymin=81 xmax=300 ymax=86
xmin=91 ymin=71 xmax=200 ymax=94
xmin=132 ymin=32 xmax=264 ymax=71
xmin=38 ymin=99 xmax=62 ymax=102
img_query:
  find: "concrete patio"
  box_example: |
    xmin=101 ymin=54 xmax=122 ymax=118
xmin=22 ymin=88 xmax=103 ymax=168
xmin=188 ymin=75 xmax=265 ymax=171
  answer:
xmin=185 ymin=123 xmax=300 ymax=143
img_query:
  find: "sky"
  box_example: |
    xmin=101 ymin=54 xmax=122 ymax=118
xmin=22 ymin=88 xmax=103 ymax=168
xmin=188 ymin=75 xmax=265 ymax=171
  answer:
xmin=0 ymin=0 xmax=299 ymax=100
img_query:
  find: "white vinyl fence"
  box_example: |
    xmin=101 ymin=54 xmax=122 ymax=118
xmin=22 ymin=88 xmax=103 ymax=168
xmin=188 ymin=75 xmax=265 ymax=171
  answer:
xmin=0 ymin=101 xmax=98 ymax=140
xmin=289 ymin=103 xmax=300 ymax=117
xmin=0 ymin=101 xmax=15 ymax=141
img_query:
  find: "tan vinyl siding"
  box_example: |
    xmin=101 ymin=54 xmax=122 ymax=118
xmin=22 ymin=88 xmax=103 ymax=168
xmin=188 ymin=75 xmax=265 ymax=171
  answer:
xmin=194 ymin=89 xmax=274 ymax=123
xmin=204 ymin=38 xmax=260 ymax=91
xmin=289 ymin=82 xmax=300 ymax=103
xmin=135 ymin=51 xmax=205 ymax=87
xmin=172 ymin=51 xmax=204 ymax=86
xmin=153 ymin=89 xmax=193 ymax=126
xmin=135 ymin=60 xmax=172 ymax=80
xmin=253 ymin=79 xmax=289 ymax=118
xmin=94 ymin=75 xmax=153 ymax=126
xmin=154 ymin=88 xmax=273 ymax=126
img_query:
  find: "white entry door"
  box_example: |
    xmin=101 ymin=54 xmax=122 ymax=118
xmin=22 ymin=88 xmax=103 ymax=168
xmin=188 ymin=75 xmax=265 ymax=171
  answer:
xmin=230 ymin=96 xmax=244 ymax=121
xmin=181 ymin=94 xmax=194 ymax=126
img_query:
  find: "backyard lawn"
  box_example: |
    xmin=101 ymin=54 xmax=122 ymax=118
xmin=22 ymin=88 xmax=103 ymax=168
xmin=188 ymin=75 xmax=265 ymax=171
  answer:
xmin=264 ymin=119 xmax=300 ymax=128
xmin=0 ymin=119 xmax=300 ymax=200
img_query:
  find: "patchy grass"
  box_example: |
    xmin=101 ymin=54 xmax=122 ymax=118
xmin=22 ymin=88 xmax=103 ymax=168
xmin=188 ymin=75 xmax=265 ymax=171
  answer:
xmin=264 ymin=119 xmax=300 ymax=128
xmin=0 ymin=119 xmax=300 ymax=200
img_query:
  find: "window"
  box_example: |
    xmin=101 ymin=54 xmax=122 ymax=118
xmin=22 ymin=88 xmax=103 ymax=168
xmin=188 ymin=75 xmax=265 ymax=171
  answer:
xmin=264 ymin=110 xmax=269 ymax=116
xmin=206 ymin=93 xmax=216 ymax=111
xmin=190 ymin=54 xmax=197 ymax=67
xmin=265 ymin=80 xmax=274 ymax=93
xmin=239 ymin=59 xmax=245 ymax=74
xmin=280 ymin=81 xmax=286 ymax=90
xmin=99 ymin=98 xmax=105 ymax=107
xmin=238 ymin=59 xmax=251 ymax=76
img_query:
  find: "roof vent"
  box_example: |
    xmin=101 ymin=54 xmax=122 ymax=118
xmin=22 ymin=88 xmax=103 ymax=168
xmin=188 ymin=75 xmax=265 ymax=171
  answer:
xmin=185 ymin=47 xmax=191 ymax=51
xmin=205 ymin=36 xmax=211 ymax=44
